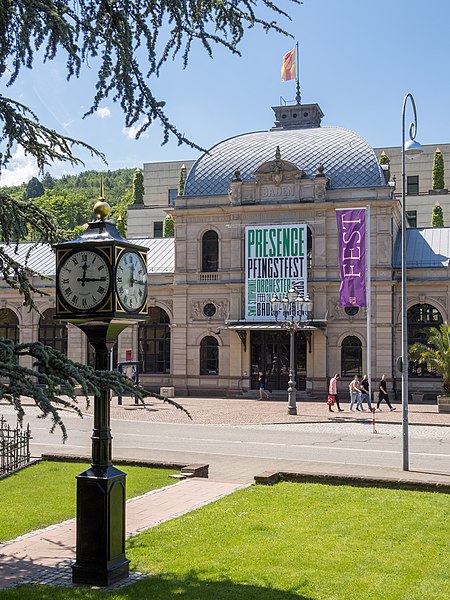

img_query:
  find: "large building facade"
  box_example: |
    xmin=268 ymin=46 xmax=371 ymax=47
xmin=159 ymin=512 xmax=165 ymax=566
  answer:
xmin=2 ymin=101 xmax=450 ymax=399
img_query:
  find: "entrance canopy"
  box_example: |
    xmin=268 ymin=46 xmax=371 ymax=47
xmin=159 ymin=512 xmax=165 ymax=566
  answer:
xmin=225 ymin=320 xmax=326 ymax=331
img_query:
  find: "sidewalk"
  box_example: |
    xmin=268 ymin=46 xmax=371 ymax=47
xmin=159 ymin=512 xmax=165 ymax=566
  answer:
xmin=89 ymin=394 xmax=450 ymax=427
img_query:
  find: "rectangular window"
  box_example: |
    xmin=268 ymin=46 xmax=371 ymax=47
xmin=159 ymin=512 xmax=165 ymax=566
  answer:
xmin=406 ymin=175 xmax=419 ymax=195
xmin=406 ymin=210 xmax=417 ymax=228
xmin=153 ymin=221 xmax=163 ymax=238
xmin=168 ymin=188 xmax=177 ymax=207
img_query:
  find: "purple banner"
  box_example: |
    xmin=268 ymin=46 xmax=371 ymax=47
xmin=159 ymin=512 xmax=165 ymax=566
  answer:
xmin=336 ymin=208 xmax=367 ymax=307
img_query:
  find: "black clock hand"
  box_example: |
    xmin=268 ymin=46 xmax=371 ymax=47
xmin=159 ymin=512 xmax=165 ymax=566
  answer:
xmin=77 ymin=261 xmax=89 ymax=287
xmin=77 ymin=277 xmax=107 ymax=283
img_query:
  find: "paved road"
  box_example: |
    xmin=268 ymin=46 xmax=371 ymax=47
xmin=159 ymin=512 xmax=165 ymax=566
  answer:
xmin=3 ymin=406 xmax=449 ymax=481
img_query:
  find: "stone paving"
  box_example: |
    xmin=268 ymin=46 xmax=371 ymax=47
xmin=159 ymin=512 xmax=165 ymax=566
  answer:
xmin=88 ymin=394 xmax=450 ymax=427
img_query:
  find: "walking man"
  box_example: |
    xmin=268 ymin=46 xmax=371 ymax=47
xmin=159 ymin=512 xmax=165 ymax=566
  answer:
xmin=328 ymin=373 xmax=344 ymax=412
xmin=349 ymin=375 xmax=364 ymax=412
xmin=376 ymin=373 xmax=396 ymax=411
xmin=359 ymin=374 xmax=372 ymax=411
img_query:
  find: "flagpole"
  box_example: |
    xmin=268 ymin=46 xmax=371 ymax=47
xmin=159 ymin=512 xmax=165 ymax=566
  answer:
xmin=296 ymin=42 xmax=301 ymax=104
xmin=366 ymin=204 xmax=372 ymax=405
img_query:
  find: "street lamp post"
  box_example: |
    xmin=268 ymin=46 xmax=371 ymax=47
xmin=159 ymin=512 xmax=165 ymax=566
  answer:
xmin=271 ymin=290 xmax=313 ymax=415
xmin=401 ymin=93 xmax=423 ymax=471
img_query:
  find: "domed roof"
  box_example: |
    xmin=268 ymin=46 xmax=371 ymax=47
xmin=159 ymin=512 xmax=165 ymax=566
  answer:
xmin=184 ymin=126 xmax=386 ymax=197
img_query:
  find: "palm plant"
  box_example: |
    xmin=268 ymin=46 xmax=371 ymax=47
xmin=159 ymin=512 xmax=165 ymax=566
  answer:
xmin=409 ymin=322 xmax=450 ymax=395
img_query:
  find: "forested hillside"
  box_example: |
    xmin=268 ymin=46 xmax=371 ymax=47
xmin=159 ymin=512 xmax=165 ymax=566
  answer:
xmin=2 ymin=168 xmax=136 ymax=239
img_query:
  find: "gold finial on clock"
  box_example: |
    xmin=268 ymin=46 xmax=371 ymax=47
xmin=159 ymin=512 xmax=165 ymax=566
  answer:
xmin=93 ymin=176 xmax=111 ymax=220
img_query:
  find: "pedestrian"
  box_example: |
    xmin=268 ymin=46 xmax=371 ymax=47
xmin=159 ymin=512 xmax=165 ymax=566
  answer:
xmin=376 ymin=373 xmax=396 ymax=411
xmin=328 ymin=373 xmax=343 ymax=412
xmin=359 ymin=374 xmax=372 ymax=411
xmin=258 ymin=370 xmax=270 ymax=399
xmin=349 ymin=375 xmax=363 ymax=411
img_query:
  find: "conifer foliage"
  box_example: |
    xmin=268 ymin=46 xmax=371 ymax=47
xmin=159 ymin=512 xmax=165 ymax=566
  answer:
xmin=163 ymin=215 xmax=175 ymax=237
xmin=0 ymin=338 xmax=187 ymax=439
xmin=432 ymin=148 xmax=445 ymax=190
xmin=132 ymin=168 xmax=144 ymax=205
xmin=431 ymin=202 xmax=444 ymax=227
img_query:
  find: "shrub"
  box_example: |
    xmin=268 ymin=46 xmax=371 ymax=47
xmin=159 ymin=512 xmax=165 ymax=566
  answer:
xmin=431 ymin=202 xmax=444 ymax=227
xmin=432 ymin=148 xmax=445 ymax=190
xmin=132 ymin=168 xmax=144 ymax=204
xmin=163 ymin=215 xmax=174 ymax=237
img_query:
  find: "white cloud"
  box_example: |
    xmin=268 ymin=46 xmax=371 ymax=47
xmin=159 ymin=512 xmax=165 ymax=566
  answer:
xmin=0 ymin=146 xmax=39 ymax=187
xmin=96 ymin=107 xmax=111 ymax=119
xmin=122 ymin=122 xmax=149 ymax=140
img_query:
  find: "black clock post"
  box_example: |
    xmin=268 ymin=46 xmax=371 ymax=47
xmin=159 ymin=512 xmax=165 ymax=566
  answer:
xmin=54 ymin=190 xmax=148 ymax=586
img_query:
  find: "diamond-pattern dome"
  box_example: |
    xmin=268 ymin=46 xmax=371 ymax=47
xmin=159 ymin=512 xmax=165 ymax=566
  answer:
xmin=184 ymin=126 xmax=386 ymax=196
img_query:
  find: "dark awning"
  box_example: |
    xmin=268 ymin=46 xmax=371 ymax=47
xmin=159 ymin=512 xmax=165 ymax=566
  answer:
xmin=225 ymin=320 xmax=326 ymax=331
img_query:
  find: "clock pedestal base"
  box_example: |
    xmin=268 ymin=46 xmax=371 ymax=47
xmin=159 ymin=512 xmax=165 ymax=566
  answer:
xmin=72 ymin=465 xmax=129 ymax=586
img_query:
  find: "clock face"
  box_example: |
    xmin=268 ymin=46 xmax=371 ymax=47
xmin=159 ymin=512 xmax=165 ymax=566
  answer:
xmin=116 ymin=251 xmax=147 ymax=312
xmin=58 ymin=250 xmax=111 ymax=311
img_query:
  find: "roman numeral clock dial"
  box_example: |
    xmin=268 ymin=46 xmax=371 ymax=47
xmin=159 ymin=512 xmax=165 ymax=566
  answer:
xmin=57 ymin=250 xmax=111 ymax=311
xmin=116 ymin=251 xmax=147 ymax=312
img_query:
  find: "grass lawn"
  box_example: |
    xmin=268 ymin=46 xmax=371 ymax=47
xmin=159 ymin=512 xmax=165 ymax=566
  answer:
xmin=0 ymin=460 xmax=177 ymax=542
xmin=0 ymin=482 xmax=448 ymax=599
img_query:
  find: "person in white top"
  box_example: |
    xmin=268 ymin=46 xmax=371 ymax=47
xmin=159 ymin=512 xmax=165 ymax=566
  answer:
xmin=349 ymin=375 xmax=363 ymax=412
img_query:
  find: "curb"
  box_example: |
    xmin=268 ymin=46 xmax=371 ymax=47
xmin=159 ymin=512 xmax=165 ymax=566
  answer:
xmin=254 ymin=470 xmax=450 ymax=494
xmin=40 ymin=454 xmax=209 ymax=478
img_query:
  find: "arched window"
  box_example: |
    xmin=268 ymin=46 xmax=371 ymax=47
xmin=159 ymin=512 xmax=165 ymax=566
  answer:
xmin=38 ymin=308 xmax=67 ymax=355
xmin=408 ymin=303 xmax=443 ymax=377
xmin=0 ymin=308 xmax=19 ymax=343
xmin=341 ymin=336 xmax=362 ymax=377
xmin=138 ymin=307 xmax=170 ymax=373
xmin=202 ymin=230 xmax=218 ymax=272
xmin=200 ymin=336 xmax=219 ymax=375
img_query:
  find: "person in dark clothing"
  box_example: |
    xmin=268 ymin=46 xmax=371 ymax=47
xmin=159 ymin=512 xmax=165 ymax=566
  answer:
xmin=359 ymin=374 xmax=372 ymax=411
xmin=376 ymin=373 xmax=396 ymax=411
xmin=258 ymin=371 xmax=270 ymax=399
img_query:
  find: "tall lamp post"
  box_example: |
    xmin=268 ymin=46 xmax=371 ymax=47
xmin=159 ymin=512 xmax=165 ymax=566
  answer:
xmin=401 ymin=93 xmax=423 ymax=471
xmin=271 ymin=290 xmax=313 ymax=415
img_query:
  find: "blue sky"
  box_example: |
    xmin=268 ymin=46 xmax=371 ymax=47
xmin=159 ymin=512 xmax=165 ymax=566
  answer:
xmin=2 ymin=0 xmax=450 ymax=186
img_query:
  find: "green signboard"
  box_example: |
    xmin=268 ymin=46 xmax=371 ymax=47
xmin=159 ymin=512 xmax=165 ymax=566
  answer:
xmin=245 ymin=224 xmax=307 ymax=321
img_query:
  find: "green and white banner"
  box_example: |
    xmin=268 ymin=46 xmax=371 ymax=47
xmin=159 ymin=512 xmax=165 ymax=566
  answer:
xmin=245 ymin=224 xmax=307 ymax=321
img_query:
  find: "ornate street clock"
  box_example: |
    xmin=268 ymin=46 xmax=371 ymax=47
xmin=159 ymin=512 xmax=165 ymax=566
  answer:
xmin=55 ymin=193 xmax=148 ymax=321
xmin=53 ymin=185 xmax=149 ymax=587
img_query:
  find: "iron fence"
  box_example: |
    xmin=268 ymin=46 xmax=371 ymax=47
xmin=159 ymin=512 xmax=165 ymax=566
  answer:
xmin=0 ymin=415 xmax=32 ymax=476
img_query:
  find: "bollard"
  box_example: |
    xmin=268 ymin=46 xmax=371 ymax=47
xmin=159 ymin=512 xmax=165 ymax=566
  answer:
xmin=372 ymin=406 xmax=378 ymax=434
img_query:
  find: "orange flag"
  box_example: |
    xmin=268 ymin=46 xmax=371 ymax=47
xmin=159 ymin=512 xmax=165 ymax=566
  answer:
xmin=281 ymin=48 xmax=296 ymax=81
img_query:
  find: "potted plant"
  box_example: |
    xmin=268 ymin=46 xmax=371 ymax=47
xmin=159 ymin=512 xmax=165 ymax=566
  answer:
xmin=409 ymin=322 xmax=450 ymax=413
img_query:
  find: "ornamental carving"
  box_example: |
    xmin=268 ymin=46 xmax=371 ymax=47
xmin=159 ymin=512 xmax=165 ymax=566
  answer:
xmin=191 ymin=300 xmax=229 ymax=320
xmin=158 ymin=299 xmax=173 ymax=315
xmin=328 ymin=297 xmax=341 ymax=321
xmin=254 ymin=146 xmax=304 ymax=188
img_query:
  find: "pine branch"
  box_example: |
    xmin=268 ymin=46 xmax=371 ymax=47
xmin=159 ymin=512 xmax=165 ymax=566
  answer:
xmin=0 ymin=95 xmax=106 ymax=173
xmin=0 ymin=338 xmax=191 ymax=440
xmin=0 ymin=192 xmax=66 ymax=310
xmin=0 ymin=1 xmax=298 ymax=155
